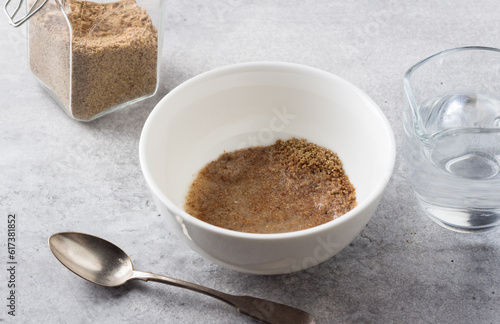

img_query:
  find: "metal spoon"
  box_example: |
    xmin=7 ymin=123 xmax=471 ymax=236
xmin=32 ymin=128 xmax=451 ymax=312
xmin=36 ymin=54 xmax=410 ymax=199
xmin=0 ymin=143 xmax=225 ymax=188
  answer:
xmin=48 ymin=232 xmax=315 ymax=324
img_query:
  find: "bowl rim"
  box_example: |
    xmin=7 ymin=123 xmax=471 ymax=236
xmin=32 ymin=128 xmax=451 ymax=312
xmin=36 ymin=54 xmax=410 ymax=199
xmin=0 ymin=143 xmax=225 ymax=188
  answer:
xmin=139 ymin=61 xmax=396 ymax=240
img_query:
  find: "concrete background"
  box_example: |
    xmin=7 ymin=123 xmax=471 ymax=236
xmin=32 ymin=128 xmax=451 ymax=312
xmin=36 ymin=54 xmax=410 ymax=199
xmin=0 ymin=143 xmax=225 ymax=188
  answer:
xmin=1 ymin=1 xmax=499 ymax=323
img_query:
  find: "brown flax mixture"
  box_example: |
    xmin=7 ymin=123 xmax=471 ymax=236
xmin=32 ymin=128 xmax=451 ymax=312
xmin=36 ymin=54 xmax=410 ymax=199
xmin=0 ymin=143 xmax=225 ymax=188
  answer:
xmin=28 ymin=0 xmax=158 ymax=120
xmin=185 ymin=138 xmax=357 ymax=234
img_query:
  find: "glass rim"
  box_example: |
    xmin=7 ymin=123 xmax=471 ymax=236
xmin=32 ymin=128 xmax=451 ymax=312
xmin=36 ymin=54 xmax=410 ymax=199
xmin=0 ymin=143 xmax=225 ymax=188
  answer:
xmin=404 ymin=46 xmax=500 ymax=81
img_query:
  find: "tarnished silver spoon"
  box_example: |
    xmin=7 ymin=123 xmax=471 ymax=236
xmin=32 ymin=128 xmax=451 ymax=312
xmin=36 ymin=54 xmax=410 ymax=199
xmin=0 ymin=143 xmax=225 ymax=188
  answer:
xmin=49 ymin=232 xmax=315 ymax=324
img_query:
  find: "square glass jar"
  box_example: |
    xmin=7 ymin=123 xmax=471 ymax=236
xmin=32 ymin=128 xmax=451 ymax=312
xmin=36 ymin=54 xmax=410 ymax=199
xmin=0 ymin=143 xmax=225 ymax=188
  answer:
xmin=27 ymin=0 xmax=164 ymax=121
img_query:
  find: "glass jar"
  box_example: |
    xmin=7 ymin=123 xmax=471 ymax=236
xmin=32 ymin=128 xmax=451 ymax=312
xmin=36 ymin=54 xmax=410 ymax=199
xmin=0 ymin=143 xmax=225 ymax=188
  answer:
xmin=24 ymin=0 xmax=164 ymax=121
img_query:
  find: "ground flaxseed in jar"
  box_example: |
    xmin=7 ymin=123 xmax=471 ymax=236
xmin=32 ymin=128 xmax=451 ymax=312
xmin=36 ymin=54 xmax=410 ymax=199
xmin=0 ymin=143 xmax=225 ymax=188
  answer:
xmin=185 ymin=138 xmax=357 ymax=234
xmin=28 ymin=0 xmax=158 ymax=121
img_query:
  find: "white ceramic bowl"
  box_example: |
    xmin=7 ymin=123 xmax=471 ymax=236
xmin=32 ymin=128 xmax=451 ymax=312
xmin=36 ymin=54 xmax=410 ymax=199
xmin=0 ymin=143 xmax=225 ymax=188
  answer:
xmin=140 ymin=62 xmax=395 ymax=274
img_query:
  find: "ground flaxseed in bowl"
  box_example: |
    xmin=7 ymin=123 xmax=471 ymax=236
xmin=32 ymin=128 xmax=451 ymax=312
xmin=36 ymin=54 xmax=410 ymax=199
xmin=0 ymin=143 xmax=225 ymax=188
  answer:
xmin=184 ymin=138 xmax=357 ymax=234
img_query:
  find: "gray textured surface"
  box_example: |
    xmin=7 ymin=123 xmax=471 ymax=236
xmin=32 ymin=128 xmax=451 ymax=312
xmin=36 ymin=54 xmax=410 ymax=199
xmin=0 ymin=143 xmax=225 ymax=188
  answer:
xmin=1 ymin=1 xmax=500 ymax=323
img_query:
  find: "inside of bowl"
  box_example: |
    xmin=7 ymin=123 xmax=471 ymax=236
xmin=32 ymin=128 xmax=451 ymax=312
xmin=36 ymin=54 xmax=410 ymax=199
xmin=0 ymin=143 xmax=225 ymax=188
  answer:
xmin=143 ymin=66 xmax=393 ymax=214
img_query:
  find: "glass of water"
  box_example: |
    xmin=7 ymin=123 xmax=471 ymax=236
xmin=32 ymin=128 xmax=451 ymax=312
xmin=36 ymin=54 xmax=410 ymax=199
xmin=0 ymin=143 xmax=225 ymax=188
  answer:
xmin=403 ymin=46 xmax=500 ymax=232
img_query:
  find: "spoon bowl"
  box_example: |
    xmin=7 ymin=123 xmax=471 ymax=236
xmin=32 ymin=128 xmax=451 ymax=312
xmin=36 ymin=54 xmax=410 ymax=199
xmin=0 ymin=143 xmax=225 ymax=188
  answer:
xmin=49 ymin=232 xmax=315 ymax=324
xmin=49 ymin=232 xmax=134 ymax=287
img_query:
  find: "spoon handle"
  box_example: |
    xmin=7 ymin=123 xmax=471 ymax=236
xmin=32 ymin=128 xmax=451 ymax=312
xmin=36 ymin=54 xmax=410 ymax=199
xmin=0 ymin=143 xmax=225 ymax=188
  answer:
xmin=131 ymin=271 xmax=315 ymax=324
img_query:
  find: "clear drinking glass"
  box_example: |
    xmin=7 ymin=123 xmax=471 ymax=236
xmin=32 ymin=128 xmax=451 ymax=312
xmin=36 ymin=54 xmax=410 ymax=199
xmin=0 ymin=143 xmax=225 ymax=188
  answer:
xmin=403 ymin=46 xmax=500 ymax=232
xmin=25 ymin=0 xmax=165 ymax=121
